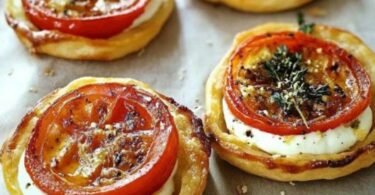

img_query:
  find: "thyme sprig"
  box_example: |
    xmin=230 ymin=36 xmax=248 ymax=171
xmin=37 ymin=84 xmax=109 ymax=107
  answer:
xmin=262 ymin=45 xmax=330 ymax=128
xmin=297 ymin=12 xmax=315 ymax=34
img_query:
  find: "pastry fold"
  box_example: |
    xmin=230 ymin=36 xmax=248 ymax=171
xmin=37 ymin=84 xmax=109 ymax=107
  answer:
xmin=205 ymin=23 xmax=375 ymax=181
xmin=1 ymin=77 xmax=210 ymax=194
xmin=5 ymin=0 xmax=174 ymax=60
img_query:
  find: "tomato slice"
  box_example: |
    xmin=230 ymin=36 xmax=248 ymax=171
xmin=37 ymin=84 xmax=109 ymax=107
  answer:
xmin=22 ymin=0 xmax=149 ymax=38
xmin=225 ymin=32 xmax=371 ymax=135
xmin=25 ymin=83 xmax=178 ymax=194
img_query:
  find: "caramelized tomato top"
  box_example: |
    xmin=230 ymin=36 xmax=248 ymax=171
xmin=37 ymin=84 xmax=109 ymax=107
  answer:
xmin=225 ymin=32 xmax=371 ymax=135
xmin=25 ymin=83 xmax=178 ymax=195
xmin=22 ymin=0 xmax=149 ymax=38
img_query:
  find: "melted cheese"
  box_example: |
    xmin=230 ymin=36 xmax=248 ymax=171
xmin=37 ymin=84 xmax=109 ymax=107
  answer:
xmin=223 ymin=99 xmax=373 ymax=155
xmin=17 ymin=152 xmax=177 ymax=195
xmin=36 ymin=0 xmax=166 ymax=31
xmin=130 ymin=0 xmax=166 ymax=29
xmin=48 ymin=0 xmax=73 ymax=13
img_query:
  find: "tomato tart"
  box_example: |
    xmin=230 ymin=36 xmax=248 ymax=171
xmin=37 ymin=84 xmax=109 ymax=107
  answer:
xmin=204 ymin=0 xmax=312 ymax=13
xmin=205 ymin=23 xmax=375 ymax=181
xmin=1 ymin=77 xmax=210 ymax=194
xmin=5 ymin=0 xmax=174 ymax=60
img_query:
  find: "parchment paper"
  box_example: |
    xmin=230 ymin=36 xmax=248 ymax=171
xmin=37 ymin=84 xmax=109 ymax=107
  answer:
xmin=1 ymin=0 xmax=375 ymax=194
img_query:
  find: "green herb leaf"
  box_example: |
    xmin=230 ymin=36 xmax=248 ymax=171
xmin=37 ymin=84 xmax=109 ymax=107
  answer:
xmin=297 ymin=12 xmax=315 ymax=34
xmin=262 ymin=45 xmax=330 ymax=128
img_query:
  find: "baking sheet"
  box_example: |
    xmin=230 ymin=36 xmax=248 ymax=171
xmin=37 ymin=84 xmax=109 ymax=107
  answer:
xmin=1 ymin=0 xmax=375 ymax=194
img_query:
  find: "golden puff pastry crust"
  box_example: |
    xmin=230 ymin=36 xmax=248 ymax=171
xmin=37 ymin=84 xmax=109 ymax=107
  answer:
xmin=205 ymin=23 xmax=375 ymax=181
xmin=5 ymin=0 xmax=174 ymax=61
xmin=1 ymin=77 xmax=210 ymax=195
xmin=204 ymin=0 xmax=313 ymax=13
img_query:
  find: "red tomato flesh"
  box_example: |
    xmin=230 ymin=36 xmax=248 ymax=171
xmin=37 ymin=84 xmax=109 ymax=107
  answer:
xmin=22 ymin=0 xmax=149 ymax=38
xmin=25 ymin=83 xmax=178 ymax=195
xmin=225 ymin=32 xmax=371 ymax=135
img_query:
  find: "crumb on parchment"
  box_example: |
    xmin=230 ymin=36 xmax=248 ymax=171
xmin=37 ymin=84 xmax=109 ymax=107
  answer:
xmin=236 ymin=184 xmax=248 ymax=194
xmin=29 ymin=87 xmax=38 ymax=93
xmin=43 ymin=66 xmax=55 ymax=77
xmin=178 ymin=68 xmax=187 ymax=81
xmin=8 ymin=69 xmax=14 ymax=76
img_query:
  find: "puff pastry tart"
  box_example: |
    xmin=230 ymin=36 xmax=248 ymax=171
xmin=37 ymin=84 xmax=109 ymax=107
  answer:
xmin=204 ymin=0 xmax=312 ymax=13
xmin=205 ymin=23 xmax=375 ymax=181
xmin=1 ymin=77 xmax=210 ymax=194
xmin=5 ymin=0 xmax=174 ymax=60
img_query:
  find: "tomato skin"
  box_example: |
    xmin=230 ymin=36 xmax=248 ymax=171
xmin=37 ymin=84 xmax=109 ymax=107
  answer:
xmin=22 ymin=0 xmax=149 ymax=39
xmin=25 ymin=83 xmax=178 ymax=195
xmin=225 ymin=32 xmax=372 ymax=135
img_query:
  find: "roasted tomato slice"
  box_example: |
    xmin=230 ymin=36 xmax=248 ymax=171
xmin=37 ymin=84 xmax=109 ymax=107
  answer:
xmin=25 ymin=83 xmax=178 ymax=195
xmin=225 ymin=32 xmax=371 ymax=135
xmin=22 ymin=0 xmax=149 ymax=38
